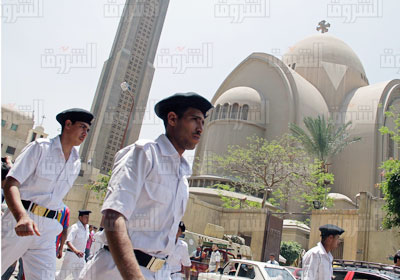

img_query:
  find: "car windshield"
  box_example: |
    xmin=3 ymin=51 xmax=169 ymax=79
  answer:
xmin=264 ymin=267 xmax=294 ymax=280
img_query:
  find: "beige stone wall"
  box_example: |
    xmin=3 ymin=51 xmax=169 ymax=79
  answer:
xmin=282 ymin=228 xmax=310 ymax=250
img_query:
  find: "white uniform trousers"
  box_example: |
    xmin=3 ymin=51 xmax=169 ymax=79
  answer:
xmin=1 ymin=209 xmax=63 ymax=280
xmin=56 ymin=250 xmax=86 ymax=280
xmin=79 ymin=248 xmax=171 ymax=280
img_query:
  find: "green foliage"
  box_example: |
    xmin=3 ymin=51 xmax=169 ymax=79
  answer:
xmin=280 ymin=241 xmax=303 ymax=266
xmin=301 ymin=161 xmax=334 ymax=211
xmin=289 ymin=115 xmax=361 ymax=165
xmin=213 ymin=184 xmax=261 ymax=209
xmin=379 ymin=159 xmax=400 ymax=229
xmin=84 ymin=171 xmax=111 ymax=202
xmin=378 ymin=106 xmax=400 ymax=229
xmin=211 ymin=134 xmax=311 ymax=209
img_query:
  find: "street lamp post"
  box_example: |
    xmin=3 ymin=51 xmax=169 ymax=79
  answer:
xmin=120 ymin=81 xmax=134 ymax=149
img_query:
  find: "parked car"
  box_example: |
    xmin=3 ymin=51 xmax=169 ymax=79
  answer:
xmin=198 ymin=259 xmax=296 ymax=280
xmin=285 ymin=267 xmax=302 ymax=279
xmin=333 ymin=260 xmax=400 ymax=280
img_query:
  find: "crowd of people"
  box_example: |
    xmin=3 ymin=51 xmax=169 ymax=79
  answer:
xmin=1 ymin=92 xmax=399 ymax=280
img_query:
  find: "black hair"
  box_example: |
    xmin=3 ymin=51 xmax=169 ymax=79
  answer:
xmin=162 ymin=106 xmax=190 ymax=129
xmin=61 ymin=120 xmax=77 ymax=133
xmin=394 ymin=252 xmax=400 ymax=264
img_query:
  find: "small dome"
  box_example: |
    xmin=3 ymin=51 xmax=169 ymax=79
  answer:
xmin=327 ymin=192 xmax=354 ymax=203
xmin=214 ymin=86 xmax=261 ymax=106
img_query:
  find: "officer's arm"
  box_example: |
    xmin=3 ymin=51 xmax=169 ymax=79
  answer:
xmin=57 ymin=227 xmax=69 ymax=258
xmin=3 ymin=176 xmax=40 ymax=236
xmin=104 ymin=209 xmax=145 ymax=280
xmin=302 ymin=253 xmax=319 ymax=280
xmin=184 ymin=266 xmax=191 ymax=279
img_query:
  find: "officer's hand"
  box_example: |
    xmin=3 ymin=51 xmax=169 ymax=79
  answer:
xmin=76 ymin=251 xmax=85 ymax=258
xmin=57 ymin=248 xmax=63 ymax=259
xmin=15 ymin=216 xmax=41 ymax=236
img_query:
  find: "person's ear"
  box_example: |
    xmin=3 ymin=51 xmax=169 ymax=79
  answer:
xmin=64 ymin=120 xmax=72 ymax=130
xmin=167 ymin=112 xmax=178 ymax=127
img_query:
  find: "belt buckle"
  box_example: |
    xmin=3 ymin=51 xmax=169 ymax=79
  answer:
xmin=146 ymin=257 xmax=166 ymax=273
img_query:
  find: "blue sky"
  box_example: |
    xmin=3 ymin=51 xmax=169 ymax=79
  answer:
xmin=2 ymin=0 xmax=399 ymax=160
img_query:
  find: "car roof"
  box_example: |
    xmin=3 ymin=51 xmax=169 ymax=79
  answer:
xmin=333 ymin=267 xmax=400 ymax=279
xmin=229 ymin=259 xmax=289 ymax=270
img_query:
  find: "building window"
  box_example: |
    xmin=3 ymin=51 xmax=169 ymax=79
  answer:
xmin=10 ymin=124 xmax=18 ymax=131
xmin=79 ymin=170 xmax=84 ymax=177
xmin=230 ymin=103 xmax=239 ymax=119
xmin=31 ymin=132 xmax=37 ymax=142
xmin=1 ymin=120 xmax=6 ymax=127
xmin=6 ymin=146 xmax=16 ymax=155
xmin=221 ymin=103 xmax=229 ymax=119
xmin=241 ymin=104 xmax=249 ymax=121
xmin=212 ymin=105 xmax=220 ymax=121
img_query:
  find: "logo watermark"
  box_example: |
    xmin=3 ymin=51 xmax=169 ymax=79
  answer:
xmin=327 ymin=0 xmax=383 ymax=23
xmin=41 ymin=43 xmax=97 ymax=74
xmin=156 ymin=43 xmax=213 ymax=74
xmin=214 ymin=0 xmax=270 ymax=23
xmin=380 ymin=49 xmax=400 ymax=74
xmin=1 ymin=0 xmax=43 ymax=23
xmin=104 ymin=0 xmax=160 ymax=19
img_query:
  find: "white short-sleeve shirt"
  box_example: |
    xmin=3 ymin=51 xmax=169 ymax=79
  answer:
xmin=167 ymin=239 xmax=192 ymax=273
xmin=101 ymin=134 xmax=191 ymax=258
xmin=66 ymin=221 xmax=89 ymax=252
xmin=7 ymin=136 xmax=81 ymax=210
xmin=209 ymin=250 xmax=221 ymax=271
xmin=302 ymin=242 xmax=333 ymax=280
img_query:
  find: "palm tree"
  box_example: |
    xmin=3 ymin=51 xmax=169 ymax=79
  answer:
xmin=289 ymin=115 xmax=361 ymax=169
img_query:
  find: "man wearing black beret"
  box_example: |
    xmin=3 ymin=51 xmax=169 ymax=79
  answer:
xmin=57 ymin=210 xmax=91 ymax=279
xmin=80 ymin=93 xmax=212 ymax=280
xmin=2 ymin=108 xmax=94 ymax=280
xmin=302 ymin=224 xmax=344 ymax=280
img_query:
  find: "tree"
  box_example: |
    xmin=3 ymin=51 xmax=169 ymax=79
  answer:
xmin=378 ymin=106 xmax=400 ymax=229
xmin=289 ymin=115 xmax=361 ymax=169
xmin=280 ymin=241 xmax=303 ymax=266
xmin=84 ymin=171 xmax=111 ymax=203
xmin=211 ymin=134 xmax=316 ymax=210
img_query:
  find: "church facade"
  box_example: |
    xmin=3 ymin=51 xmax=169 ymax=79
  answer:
xmin=191 ymin=34 xmax=400 ymax=203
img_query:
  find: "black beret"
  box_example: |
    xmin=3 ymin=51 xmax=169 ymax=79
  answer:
xmin=154 ymin=92 xmax=213 ymax=120
xmin=78 ymin=210 xmax=92 ymax=216
xmin=179 ymin=221 xmax=186 ymax=232
xmin=319 ymin=224 xmax=344 ymax=237
xmin=56 ymin=108 xmax=94 ymax=126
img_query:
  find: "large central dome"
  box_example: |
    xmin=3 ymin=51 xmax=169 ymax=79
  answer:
xmin=282 ymin=34 xmax=369 ymax=109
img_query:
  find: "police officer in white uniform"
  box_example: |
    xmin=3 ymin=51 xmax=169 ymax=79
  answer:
xmin=2 ymin=109 xmax=94 ymax=280
xmin=79 ymin=92 xmax=212 ymax=280
xmin=302 ymin=224 xmax=344 ymax=280
xmin=56 ymin=210 xmax=91 ymax=280
xmin=167 ymin=221 xmax=192 ymax=280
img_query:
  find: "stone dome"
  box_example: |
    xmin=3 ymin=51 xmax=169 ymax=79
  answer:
xmin=282 ymin=34 xmax=369 ymax=109
xmin=214 ymin=86 xmax=261 ymax=106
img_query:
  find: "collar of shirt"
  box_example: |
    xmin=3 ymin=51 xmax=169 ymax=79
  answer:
xmin=317 ymin=242 xmax=333 ymax=262
xmin=53 ymin=135 xmax=79 ymax=162
xmin=156 ymin=134 xmax=191 ymax=176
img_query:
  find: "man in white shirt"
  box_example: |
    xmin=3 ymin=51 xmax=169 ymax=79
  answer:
xmin=167 ymin=221 xmax=192 ymax=280
xmin=79 ymin=92 xmax=212 ymax=280
xmin=266 ymin=253 xmax=279 ymax=265
xmin=2 ymin=108 xmax=93 ymax=280
xmin=302 ymin=224 xmax=344 ymax=280
xmin=56 ymin=210 xmax=91 ymax=280
xmin=208 ymin=244 xmax=221 ymax=273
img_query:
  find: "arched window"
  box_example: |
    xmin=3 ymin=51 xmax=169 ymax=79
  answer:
xmin=230 ymin=103 xmax=239 ymax=119
xmin=212 ymin=105 xmax=220 ymax=121
xmin=241 ymin=104 xmax=249 ymax=120
xmin=221 ymin=103 xmax=229 ymax=119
